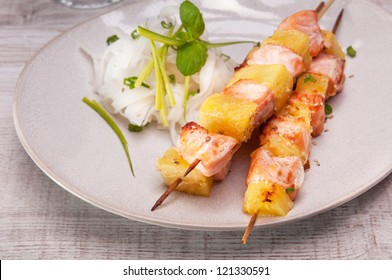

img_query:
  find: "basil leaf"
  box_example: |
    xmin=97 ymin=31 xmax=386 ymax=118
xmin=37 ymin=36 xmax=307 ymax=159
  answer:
xmin=180 ymin=0 xmax=205 ymax=39
xmin=176 ymin=41 xmax=208 ymax=76
xmin=176 ymin=31 xmax=190 ymax=42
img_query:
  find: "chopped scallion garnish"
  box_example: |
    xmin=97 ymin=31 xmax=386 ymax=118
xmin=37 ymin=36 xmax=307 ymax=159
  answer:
xmin=325 ymin=104 xmax=333 ymax=115
xmin=106 ymin=34 xmax=119 ymax=45
xmin=161 ymin=20 xmax=174 ymax=29
xmin=188 ymin=89 xmax=200 ymax=97
xmin=168 ymin=74 xmax=176 ymax=83
xmin=285 ymin=187 xmax=295 ymax=193
xmin=219 ymin=53 xmax=231 ymax=62
xmin=82 ymin=97 xmax=135 ymax=176
xmin=304 ymin=74 xmax=317 ymax=83
xmin=131 ymin=29 xmax=140 ymax=40
xmin=124 ymin=76 xmax=150 ymax=90
xmin=346 ymin=45 xmax=357 ymax=57
xmin=128 ymin=123 xmax=144 ymax=132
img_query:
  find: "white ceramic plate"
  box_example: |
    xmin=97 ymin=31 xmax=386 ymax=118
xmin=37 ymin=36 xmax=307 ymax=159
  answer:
xmin=13 ymin=0 xmax=392 ymax=230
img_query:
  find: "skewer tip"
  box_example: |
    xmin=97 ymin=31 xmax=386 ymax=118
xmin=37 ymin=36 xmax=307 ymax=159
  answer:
xmin=241 ymin=212 xmax=259 ymax=244
xmin=151 ymin=177 xmax=183 ymax=211
xmin=318 ymin=0 xmax=335 ymax=19
xmin=316 ymin=2 xmax=325 ymax=14
xmin=332 ymin=9 xmax=344 ymax=35
xmin=151 ymin=159 xmax=201 ymax=211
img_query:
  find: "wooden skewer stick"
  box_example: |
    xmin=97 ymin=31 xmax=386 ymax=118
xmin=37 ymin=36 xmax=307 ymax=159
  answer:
xmin=318 ymin=0 xmax=335 ymax=19
xmin=241 ymin=211 xmax=259 ymax=244
xmin=184 ymin=159 xmax=201 ymax=177
xmin=332 ymin=9 xmax=344 ymax=35
xmin=242 ymin=1 xmax=340 ymax=245
xmin=151 ymin=159 xmax=201 ymax=211
xmin=316 ymin=1 xmax=325 ymax=13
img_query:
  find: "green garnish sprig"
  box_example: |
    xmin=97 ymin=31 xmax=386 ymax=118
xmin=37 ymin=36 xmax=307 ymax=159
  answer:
xmin=133 ymin=0 xmax=255 ymax=124
xmin=137 ymin=0 xmax=255 ymax=77
xmin=82 ymin=97 xmax=135 ymax=177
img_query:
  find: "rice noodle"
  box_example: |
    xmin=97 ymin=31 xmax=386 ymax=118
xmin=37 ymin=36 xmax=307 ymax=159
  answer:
xmin=81 ymin=8 xmax=236 ymax=144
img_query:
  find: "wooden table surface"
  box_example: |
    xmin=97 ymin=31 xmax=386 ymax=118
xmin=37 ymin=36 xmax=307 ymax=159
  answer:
xmin=1 ymin=0 xmax=392 ymax=260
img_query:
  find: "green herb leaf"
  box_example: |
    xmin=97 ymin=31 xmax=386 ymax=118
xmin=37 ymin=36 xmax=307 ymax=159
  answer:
xmin=106 ymin=34 xmax=119 ymax=45
xmin=176 ymin=41 xmax=208 ymax=76
xmin=161 ymin=20 xmax=174 ymax=29
xmin=285 ymin=187 xmax=295 ymax=193
xmin=128 ymin=123 xmax=144 ymax=132
xmin=180 ymin=0 xmax=205 ymax=39
xmin=176 ymin=31 xmax=190 ymax=42
xmin=347 ymin=45 xmax=357 ymax=57
xmin=325 ymin=104 xmax=333 ymax=115
xmin=124 ymin=76 xmax=150 ymax=90
xmin=304 ymin=74 xmax=317 ymax=83
xmin=82 ymin=97 xmax=135 ymax=176
xmin=131 ymin=29 xmax=140 ymax=40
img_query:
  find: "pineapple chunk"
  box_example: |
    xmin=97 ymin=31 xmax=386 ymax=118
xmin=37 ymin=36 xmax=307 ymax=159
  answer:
xmin=262 ymin=134 xmax=309 ymax=164
xmin=296 ymin=73 xmax=332 ymax=99
xmin=156 ymin=148 xmax=213 ymax=196
xmin=260 ymin=29 xmax=312 ymax=66
xmin=280 ymin=102 xmax=312 ymax=133
xmin=243 ymin=181 xmax=293 ymax=216
xmin=322 ymin=30 xmax=346 ymax=59
xmin=227 ymin=64 xmax=293 ymax=112
xmin=198 ymin=93 xmax=258 ymax=142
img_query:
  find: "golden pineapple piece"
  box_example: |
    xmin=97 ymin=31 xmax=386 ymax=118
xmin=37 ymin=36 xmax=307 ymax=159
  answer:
xmin=227 ymin=64 xmax=293 ymax=112
xmin=243 ymin=181 xmax=293 ymax=216
xmin=262 ymin=134 xmax=309 ymax=165
xmin=322 ymin=30 xmax=346 ymax=59
xmin=198 ymin=93 xmax=258 ymax=142
xmin=296 ymin=73 xmax=333 ymax=99
xmin=279 ymin=102 xmax=312 ymax=133
xmin=260 ymin=29 xmax=312 ymax=66
xmin=156 ymin=148 xmax=213 ymax=196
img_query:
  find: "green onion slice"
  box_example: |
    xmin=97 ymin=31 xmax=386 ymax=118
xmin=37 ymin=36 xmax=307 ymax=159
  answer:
xmin=285 ymin=187 xmax=295 ymax=193
xmin=161 ymin=20 xmax=174 ymax=29
xmin=325 ymin=104 xmax=333 ymax=115
xmin=82 ymin=97 xmax=135 ymax=176
xmin=124 ymin=76 xmax=150 ymax=90
xmin=106 ymin=34 xmax=119 ymax=45
xmin=304 ymin=74 xmax=317 ymax=83
xmin=346 ymin=45 xmax=357 ymax=57
xmin=131 ymin=29 xmax=140 ymax=40
xmin=128 ymin=123 xmax=144 ymax=132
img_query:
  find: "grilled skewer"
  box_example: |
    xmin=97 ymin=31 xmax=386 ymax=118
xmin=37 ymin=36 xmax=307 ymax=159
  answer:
xmin=154 ymin=3 xmax=334 ymax=211
xmin=242 ymin=6 xmax=345 ymax=244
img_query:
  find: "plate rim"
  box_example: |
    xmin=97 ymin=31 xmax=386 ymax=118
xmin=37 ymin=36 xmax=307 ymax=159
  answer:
xmin=12 ymin=0 xmax=392 ymax=231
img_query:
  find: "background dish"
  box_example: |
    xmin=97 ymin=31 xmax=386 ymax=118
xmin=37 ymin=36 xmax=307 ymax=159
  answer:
xmin=13 ymin=0 xmax=392 ymax=230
